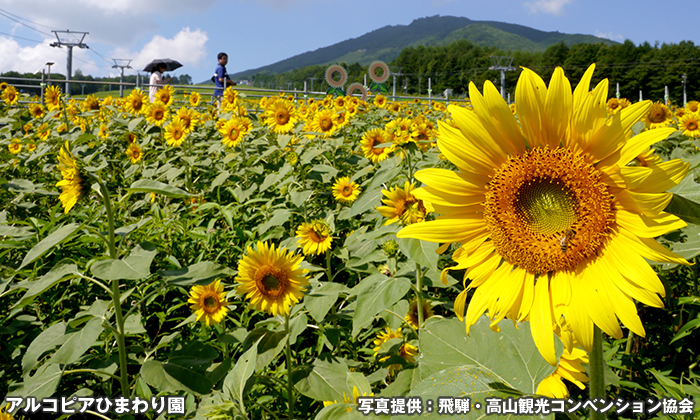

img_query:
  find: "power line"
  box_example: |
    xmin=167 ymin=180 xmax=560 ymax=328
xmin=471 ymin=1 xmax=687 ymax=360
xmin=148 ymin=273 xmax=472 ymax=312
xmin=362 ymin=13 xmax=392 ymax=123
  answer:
xmin=0 ymin=10 xmax=53 ymax=37
xmin=0 ymin=7 xmax=57 ymax=30
xmin=0 ymin=30 xmax=43 ymax=44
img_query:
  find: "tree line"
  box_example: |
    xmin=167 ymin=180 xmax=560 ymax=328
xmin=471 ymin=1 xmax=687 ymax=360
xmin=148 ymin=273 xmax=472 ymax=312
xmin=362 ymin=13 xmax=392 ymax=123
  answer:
xmin=0 ymin=70 xmax=193 ymax=96
xmin=249 ymin=39 xmax=700 ymax=105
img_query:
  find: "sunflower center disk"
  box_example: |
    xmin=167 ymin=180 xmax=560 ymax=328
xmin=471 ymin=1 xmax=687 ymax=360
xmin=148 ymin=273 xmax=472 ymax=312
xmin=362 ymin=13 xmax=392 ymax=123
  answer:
xmin=255 ymin=265 xmax=288 ymax=298
xmin=203 ymin=296 xmax=218 ymax=310
xmin=484 ymin=147 xmax=616 ymax=274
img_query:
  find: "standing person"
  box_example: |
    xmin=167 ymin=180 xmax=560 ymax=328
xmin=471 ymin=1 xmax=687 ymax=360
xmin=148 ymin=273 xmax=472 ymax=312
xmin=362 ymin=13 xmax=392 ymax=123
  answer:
xmin=214 ymin=52 xmax=236 ymax=102
xmin=149 ymin=63 xmax=172 ymax=102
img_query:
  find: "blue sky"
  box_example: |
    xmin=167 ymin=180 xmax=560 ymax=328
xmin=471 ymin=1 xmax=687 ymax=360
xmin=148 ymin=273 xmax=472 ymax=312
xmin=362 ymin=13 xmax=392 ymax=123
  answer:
xmin=0 ymin=0 xmax=696 ymax=86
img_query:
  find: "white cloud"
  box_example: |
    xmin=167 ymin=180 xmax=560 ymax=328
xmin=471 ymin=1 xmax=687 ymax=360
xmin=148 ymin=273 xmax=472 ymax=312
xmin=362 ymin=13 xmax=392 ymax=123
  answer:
xmin=111 ymin=28 xmax=209 ymax=73
xmin=594 ymin=30 xmax=624 ymax=43
xmin=0 ymin=36 xmax=95 ymax=75
xmin=1 ymin=28 xmax=208 ymax=78
xmin=0 ymin=0 xmax=217 ymax=45
xmin=524 ymin=0 xmax=572 ymax=15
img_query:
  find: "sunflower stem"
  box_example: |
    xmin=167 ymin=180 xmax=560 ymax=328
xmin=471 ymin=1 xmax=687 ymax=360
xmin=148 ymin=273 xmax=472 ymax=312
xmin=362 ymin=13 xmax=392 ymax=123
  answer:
xmin=415 ymin=263 xmax=424 ymax=330
xmin=96 ymin=178 xmax=130 ymax=397
xmin=325 ymin=251 xmax=333 ymax=282
xmin=589 ymin=326 xmax=606 ymax=420
xmin=285 ymin=313 xmax=295 ymax=420
xmin=405 ymin=147 xmax=414 ymax=181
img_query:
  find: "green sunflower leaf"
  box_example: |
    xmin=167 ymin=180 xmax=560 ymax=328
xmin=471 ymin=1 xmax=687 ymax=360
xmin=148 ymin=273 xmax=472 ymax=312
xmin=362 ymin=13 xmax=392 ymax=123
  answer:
xmin=418 ymin=316 xmax=560 ymax=392
xmin=352 ymin=274 xmax=411 ymax=336
xmin=19 ymin=223 xmax=81 ymax=269
xmin=90 ymin=242 xmax=158 ymax=281
xmin=126 ymin=179 xmax=194 ymax=198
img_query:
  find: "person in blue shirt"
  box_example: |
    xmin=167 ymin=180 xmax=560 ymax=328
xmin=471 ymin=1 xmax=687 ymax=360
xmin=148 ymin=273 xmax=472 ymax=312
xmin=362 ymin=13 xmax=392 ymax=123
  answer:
xmin=214 ymin=52 xmax=236 ymax=99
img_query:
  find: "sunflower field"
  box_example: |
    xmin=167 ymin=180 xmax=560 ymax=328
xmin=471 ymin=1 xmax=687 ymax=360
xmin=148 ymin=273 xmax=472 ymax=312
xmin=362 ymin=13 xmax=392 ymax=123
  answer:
xmin=1 ymin=65 xmax=700 ymax=420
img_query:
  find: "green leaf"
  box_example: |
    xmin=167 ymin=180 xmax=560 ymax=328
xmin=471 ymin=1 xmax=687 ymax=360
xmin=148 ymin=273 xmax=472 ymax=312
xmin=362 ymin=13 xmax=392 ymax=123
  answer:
xmin=13 ymin=264 xmax=80 ymax=309
xmin=48 ymin=317 xmax=104 ymax=366
xmin=210 ymin=170 xmax=230 ymax=190
xmin=2 ymin=179 xmax=35 ymax=193
xmin=294 ymin=358 xmax=351 ymax=402
xmin=19 ymin=223 xmax=81 ymax=269
xmin=670 ymin=315 xmax=700 ymax=344
xmin=91 ymin=242 xmax=158 ymax=281
xmin=223 ymin=336 xmax=262 ymax=405
xmin=242 ymin=328 xmax=287 ymax=370
xmin=305 ymin=282 xmax=348 ymax=323
xmin=344 ymin=164 xmax=401 ymax=219
xmin=158 ymin=261 xmax=235 ymax=286
xmin=398 ymin=237 xmax=439 ymax=270
xmin=114 ymin=217 xmax=152 ymax=238
xmin=140 ymin=359 xmax=214 ymax=395
xmin=352 ymin=274 xmax=411 ymax=336
xmin=124 ymin=313 xmax=147 ymax=335
xmin=127 ymin=179 xmax=193 ymax=198
xmin=419 ymin=317 xmax=559 ymax=392
xmin=0 ymin=224 xmax=34 ymax=237
xmin=23 ymin=322 xmax=68 ymax=372
xmin=128 ymin=117 xmax=144 ymax=132
xmin=314 ymin=404 xmax=366 ymax=420
xmin=670 ymin=172 xmax=700 ymax=202
xmin=9 ymin=363 xmax=62 ymax=399
xmin=669 ymin=224 xmax=700 ymax=263
xmin=379 ymin=367 xmax=417 ymax=397
xmin=392 ymin=365 xmax=554 ymax=420
xmin=665 ymin=194 xmax=700 ymax=225
xmin=258 ymin=209 xmax=291 ymax=235
xmin=290 ymin=190 xmax=313 ymax=208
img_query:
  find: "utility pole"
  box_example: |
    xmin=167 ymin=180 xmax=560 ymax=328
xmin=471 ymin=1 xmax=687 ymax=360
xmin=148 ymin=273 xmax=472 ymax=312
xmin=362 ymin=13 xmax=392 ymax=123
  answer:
xmin=50 ymin=30 xmax=89 ymax=96
xmin=308 ymin=77 xmax=319 ymax=93
xmin=683 ymin=74 xmax=687 ymax=106
xmin=489 ymin=56 xmax=515 ymax=99
xmin=112 ymin=59 xmax=132 ymax=98
xmin=390 ymin=66 xmax=402 ymax=101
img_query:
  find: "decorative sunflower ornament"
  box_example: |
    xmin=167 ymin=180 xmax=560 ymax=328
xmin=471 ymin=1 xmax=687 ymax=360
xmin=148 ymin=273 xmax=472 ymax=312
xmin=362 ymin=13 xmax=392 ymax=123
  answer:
xmin=397 ymin=64 xmax=690 ymax=365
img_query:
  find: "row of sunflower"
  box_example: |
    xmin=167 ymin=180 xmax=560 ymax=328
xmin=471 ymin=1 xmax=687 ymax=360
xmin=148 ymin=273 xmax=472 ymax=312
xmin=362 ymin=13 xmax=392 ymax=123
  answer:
xmin=1 ymin=65 xmax=700 ymax=420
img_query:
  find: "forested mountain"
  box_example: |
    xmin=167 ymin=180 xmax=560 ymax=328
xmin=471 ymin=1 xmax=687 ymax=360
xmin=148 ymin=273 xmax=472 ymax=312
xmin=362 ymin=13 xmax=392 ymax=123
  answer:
xmin=230 ymin=15 xmax=616 ymax=78
xmin=248 ymin=39 xmax=700 ymax=105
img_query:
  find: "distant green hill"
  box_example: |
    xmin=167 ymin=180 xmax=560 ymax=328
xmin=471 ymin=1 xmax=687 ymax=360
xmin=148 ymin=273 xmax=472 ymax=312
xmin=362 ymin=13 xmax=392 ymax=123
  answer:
xmin=231 ymin=15 xmax=617 ymax=78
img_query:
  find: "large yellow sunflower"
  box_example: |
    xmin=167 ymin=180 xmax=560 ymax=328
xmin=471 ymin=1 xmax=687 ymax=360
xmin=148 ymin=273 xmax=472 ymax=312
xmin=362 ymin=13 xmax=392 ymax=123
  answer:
xmin=187 ymin=279 xmax=230 ymax=326
xmin=332 ymin=176 xmax=361 ymax=203
xmin=8 ymin=141 xmax=21 ymax=154
xmin=397 ymin=65 xmax=689 ymax=365
xmin=377 ymin=181 xmax=427 ymax=226
xmin=235 ymin=241 xmax=309 ymax=317
xmin=44 ymin=85 xmax=62 ymax=111
xmin=154 ymin=84 xmax=174 ymax=106
xmin=164 ymin=118 xmax=187 ymax=147
xmin=679 ymin=112 xmax=700 ymax=138
xmin=264 ymin=98 xmax=297 ymax=134
xmin=219 ymin=116 xmax=248 ymax=148
xmin=188 ymin=91 xmax=201 ymax=107
xmin=82 ymin=94 xmax=101 ymax=113
xmin=3 ymin=85 xmax=19 ymax=106
xmin=145 ymin=101 xmax=169 ymax=126
xmin=296 ymin=219 xmax=333 ymax=255
xmin=56 ymin=141 xmax=89 ymax=214
xmin=307 ymin=108 xmax=338 ymax=138
xmin=175 ymin=107 xmax=199 ymax=133
xmin=126 ymin=142 xmax=143 ymax=164
xmin=125 ymin=89 xmax=147 ymax=115
xmin=360 ymin=128 xmax=394 ymax=163
xmin=643 ymin=101 xmax=673 ymax=129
